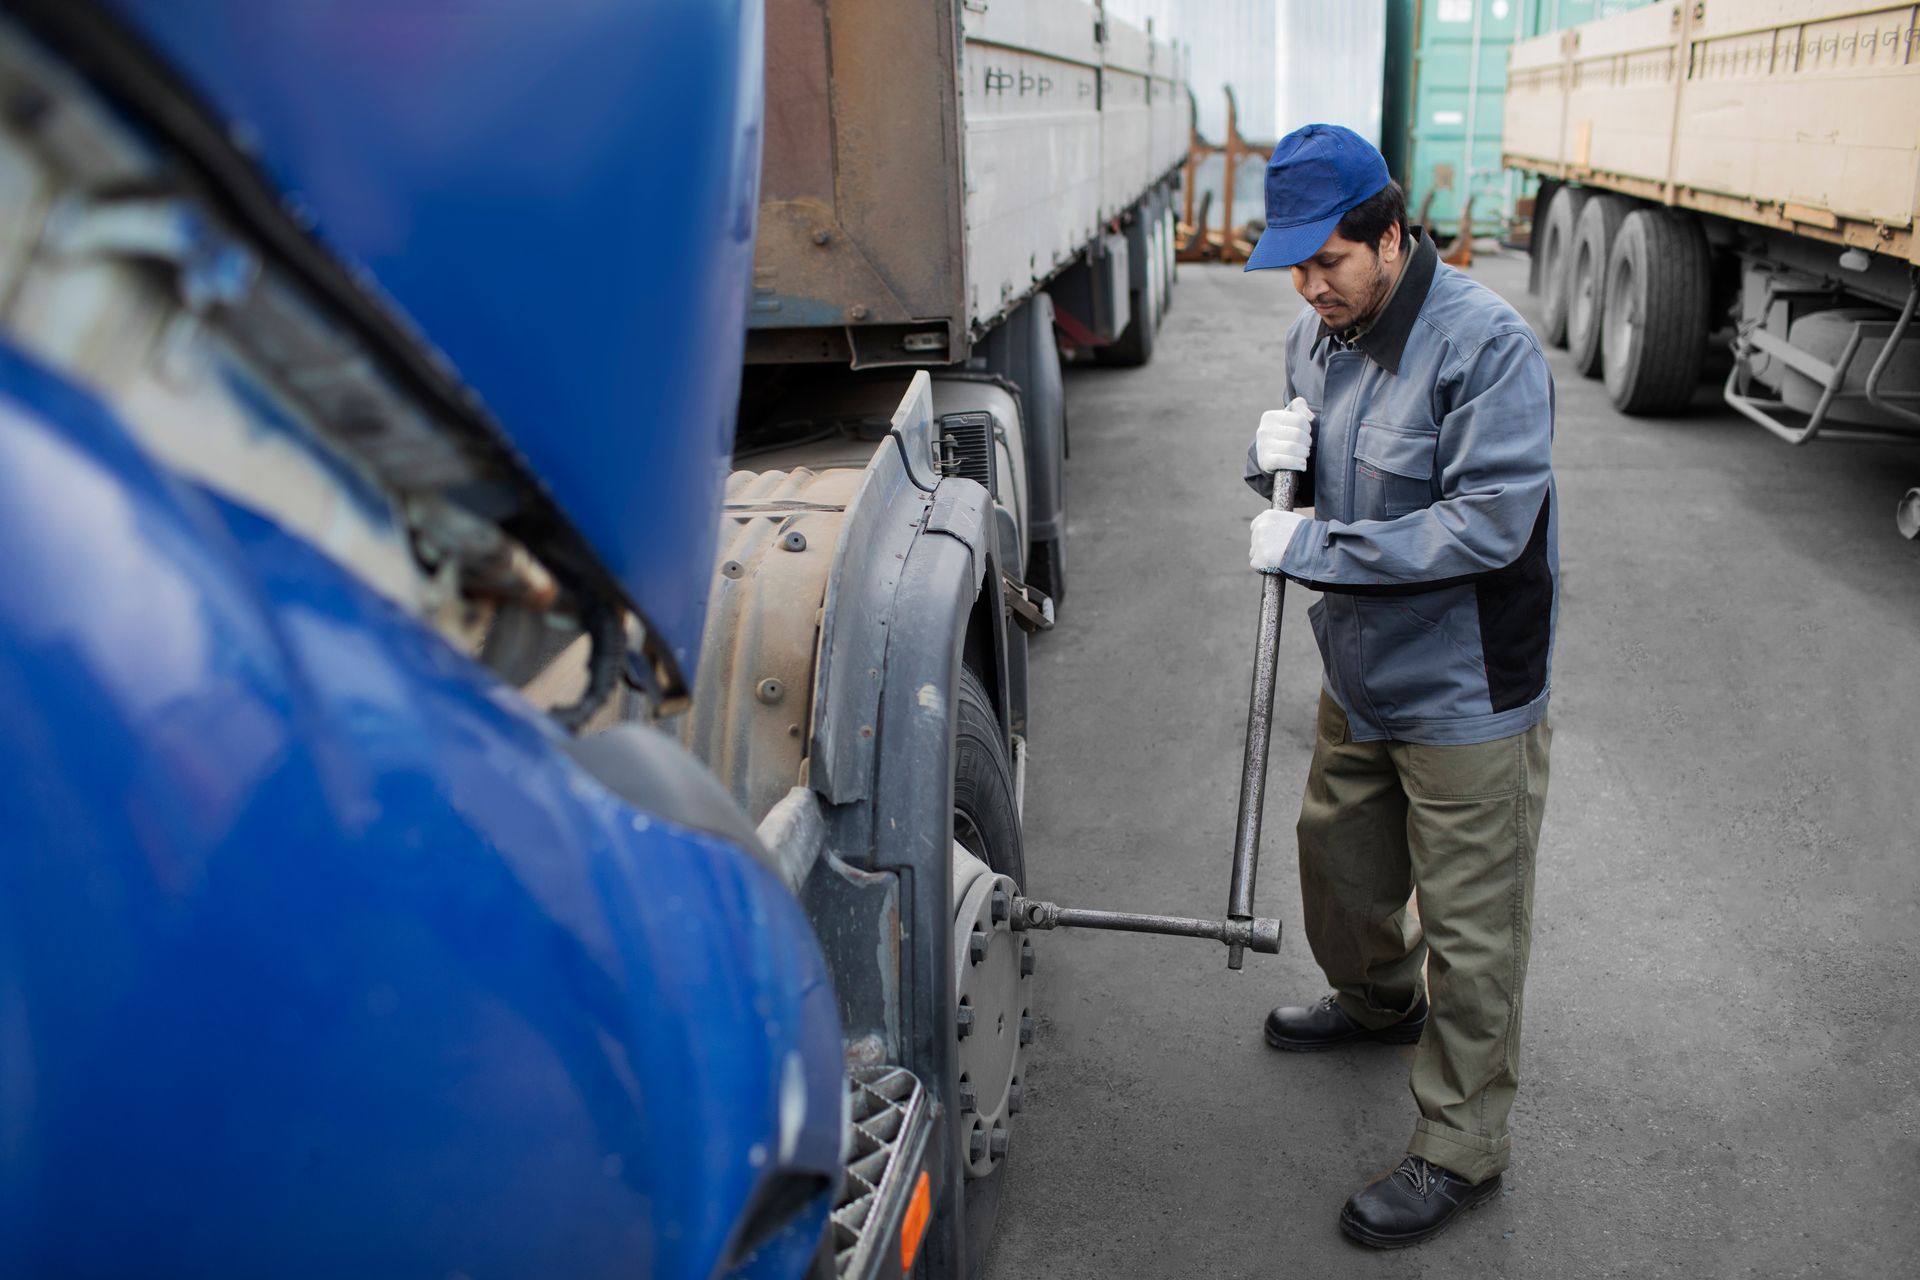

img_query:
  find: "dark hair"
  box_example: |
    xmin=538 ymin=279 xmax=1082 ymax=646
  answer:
xmin=1335 ymin=181 xmax=1411 ymax=254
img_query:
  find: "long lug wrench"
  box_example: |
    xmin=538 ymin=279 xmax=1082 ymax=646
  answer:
xmin=1009 ymin=470 xmax=1296 ymax=965
xmin=1224 ymin=467 xmax=1296 ymax=968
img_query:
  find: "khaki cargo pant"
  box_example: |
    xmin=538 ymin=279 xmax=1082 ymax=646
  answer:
xmin=1297 ymin=691 xmax=1550 ymax=1185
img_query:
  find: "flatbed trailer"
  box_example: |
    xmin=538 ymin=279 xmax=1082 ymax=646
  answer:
xmin=1502 ymin=0 xmax=1920 ymax=528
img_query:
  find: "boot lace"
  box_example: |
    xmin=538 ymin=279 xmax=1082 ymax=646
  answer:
xmin=1390 ymin=1156 xmax=1445 ymax=1198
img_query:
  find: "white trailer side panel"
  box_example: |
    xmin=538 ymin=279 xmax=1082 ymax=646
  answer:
xmin=960 ymin=3 xmax=1186 ymax=331
xmin=961 ymin=1 xmax=1105 ymax=326
xmin=1504 ymin=30 xmax=1570 ymax=170
xmin=1148 ymin=38 xmax=1187 ymax=180
xmin=1677 ymin=2 xmax=1920 ymax=228
xmin=1100 ymin=20 xmax=1154 ymax=222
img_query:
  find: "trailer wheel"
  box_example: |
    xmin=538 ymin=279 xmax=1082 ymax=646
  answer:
xmin=1020 ymin=295 xmax=1069 ymax=607
xmin=1095 ymin=287 xmax=1155 ymax=367
xmin=1601 ymin=208 xmax=1710 ymax=415
xmin=951 ymin=663 xmax=1027 ymax=1278
xmin=1567 ymin=195 xmax=1631 ymax=378
xmin=1538 ymin=186 xmax=1589 ymax=348
xmin=1162 ymin=202 xmax=1178 ymax=311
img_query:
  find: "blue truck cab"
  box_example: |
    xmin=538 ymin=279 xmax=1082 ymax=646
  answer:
xmin=0 ymin=2 xmax=1024 ymax=1276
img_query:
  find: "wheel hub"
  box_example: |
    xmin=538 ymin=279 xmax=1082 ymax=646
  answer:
xmin=951 ymin=842 xmax=1032 ymax=1180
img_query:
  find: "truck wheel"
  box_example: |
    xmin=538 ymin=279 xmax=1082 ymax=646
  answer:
xmin=1567 ymin=195 xmax=1631 ymax=378
xmin=1538 ymin=186 xmax=1589 ymax=348
xmin=951 ymin=663 xmax=1027 ymax=1278
xmin=1019 ymin=295 xmax=1068 ymax=607
xmin=1601 ymin=208 xmax=1710 ymax=415
xmin=1162 ymin=202 xmax=1178 ymax=310
xmin=1094 ymin=287 xmax=1155 ymax=367
xmin=1159 ymin=204 xmax=1175 ymax=297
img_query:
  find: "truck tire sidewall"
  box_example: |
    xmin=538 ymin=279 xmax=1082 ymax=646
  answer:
xmin=1162 ymin=203 xmax=1178 ymax=307
xmin=1540 ymin=187 xmax=1589 ymax=348
xmin=1601 ymin=208 xmax=1710 ymax=416
xmin=1567 ymin=195 xmax=1630 ymax=378
xmin=952 ymin=663 xmax=1023 ymax=1278
xmin=1022 ymin=295 xmax=1069 ymax=608
xmin=1097 ymin=286 xmax=1154 ymax=366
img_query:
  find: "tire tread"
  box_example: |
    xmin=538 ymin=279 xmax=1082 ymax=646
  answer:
xmin=1605 ymin=208 xmax=1709 ymax=415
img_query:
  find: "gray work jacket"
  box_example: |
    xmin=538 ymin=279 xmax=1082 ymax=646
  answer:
xmin=1246 ymin=230 xmax=1558 ymax=746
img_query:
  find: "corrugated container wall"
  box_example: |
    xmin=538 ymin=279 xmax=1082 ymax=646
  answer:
xmin=1106 ymin=0 xmax=1278 ymax=229
xmin=1277 ymin=1 xmax=1388 ymax=145
xmin=1388 ymin=0 xmax=1654 ymax=237
xmin=1105 ymin=0 xmax=1276 ymax=141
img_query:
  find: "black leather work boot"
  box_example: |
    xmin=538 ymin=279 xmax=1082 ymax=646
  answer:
xmin=1263 ymin=993 xmax=1427 ymax=1051
xmin=1339 ymin=1155 xmax=1501 ymax=1248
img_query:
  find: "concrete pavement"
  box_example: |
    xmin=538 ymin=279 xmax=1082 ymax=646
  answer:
xmin=982 ymin=255 xmax=1920 ymax=1278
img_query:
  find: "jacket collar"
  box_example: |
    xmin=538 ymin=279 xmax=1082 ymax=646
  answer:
xmin=1314 ymin=226 xmax=1437 ymax=375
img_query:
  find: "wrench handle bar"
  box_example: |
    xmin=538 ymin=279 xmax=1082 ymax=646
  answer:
xmin=1226 ymin=468 xmax=1297 ymax=969
xmin=1012 ymin=897 xmax=1281 ymax=955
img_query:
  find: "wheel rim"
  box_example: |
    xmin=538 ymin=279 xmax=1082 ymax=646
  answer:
xmin=950 ymin=839 xmax=1029 ymax=1182
xmin=1571 ymin=242 xmax=1596 ymax=339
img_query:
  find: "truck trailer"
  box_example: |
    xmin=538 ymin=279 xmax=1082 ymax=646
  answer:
xmin=0 ymin=2 xmax=1188 ymax=1278
xmin=689 ymin=4 xmax=1191 ymax=1272
xmin=1502 ymin=0 xmax=1920 ymax=529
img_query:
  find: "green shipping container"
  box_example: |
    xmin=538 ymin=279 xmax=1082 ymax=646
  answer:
xmin=1383 ymin=0 xmax=1655 ymax=238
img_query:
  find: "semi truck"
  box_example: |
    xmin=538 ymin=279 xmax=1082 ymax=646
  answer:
xmin=1501 ymin=0 xmax=1920 ymax=529
xmin=0 ymin=2 xmax=1186 ymax=1278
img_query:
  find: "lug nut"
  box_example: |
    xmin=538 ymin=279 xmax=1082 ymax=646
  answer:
xmin=1020 ymin=936 xmax=1035 ymax=977
xmin=990 ymin=1123 xmax=1010 ymax=1160
xmin=1007 ymin=1080 xmax=1025 ymax=1114
xmin=990 ymin=888 xmax=1010 ymax=923
xmin=969 ymin=1127 xmax=989 ymax=1163
xmin=956 ymin=1001 xmax=974 ymax=1039
xmin=958 ymin=1078 xmax=977 ymax=1112
xmin=781 ymin=530 xmax=807 ymax=552
xmin=1018 ymin=1013 xmax=1034 ymax=1046
xmin=968 ymin=927 xmax=988 ymax=964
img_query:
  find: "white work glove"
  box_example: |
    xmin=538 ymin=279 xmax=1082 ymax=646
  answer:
xmin=1249 ymin=508 xmax=1305 ymax=573
xmin=1254 ymin=397 xmax=1314 ymax=473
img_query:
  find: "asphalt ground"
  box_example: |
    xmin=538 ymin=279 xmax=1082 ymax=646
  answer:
xmin=981 ymin=254 xmax=1920 ymax=1278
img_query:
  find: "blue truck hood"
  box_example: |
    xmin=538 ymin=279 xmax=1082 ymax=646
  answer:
xmin=99 ymin=0 xmax=765 ymax=687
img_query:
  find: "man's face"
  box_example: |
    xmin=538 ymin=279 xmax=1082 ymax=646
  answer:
xmin=1289 ymin=224 xmax=1401 ymax=331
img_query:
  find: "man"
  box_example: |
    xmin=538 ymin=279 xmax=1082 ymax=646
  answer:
xmin=1241 ymin=124 xmax=1557 ymax=1248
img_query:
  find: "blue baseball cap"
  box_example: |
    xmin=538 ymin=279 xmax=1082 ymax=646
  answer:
xmin=1244 ymin=123 xmax=1392 ymax=271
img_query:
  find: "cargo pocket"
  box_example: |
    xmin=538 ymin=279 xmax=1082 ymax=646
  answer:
xmin=1352 ymin=423 xmax=1436 ymax=520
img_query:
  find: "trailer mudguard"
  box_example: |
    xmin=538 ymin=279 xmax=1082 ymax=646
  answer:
xmin=0 ymin=342 xmax=845 ymax=1279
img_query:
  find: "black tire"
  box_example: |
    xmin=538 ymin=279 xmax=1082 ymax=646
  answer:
xmin=1538 ymin=186 xmax=1590 ymax=348
xmin=1093 ymin=286 xmax=1154 ymax=366
xmin=1601 ymin=208 xmax=1710 ymax=415
xmin=951 ymin=664 xmax=1024 ymax=1279
xmin=1566 ymin=195 xmax=1631 ymax=378
xmin=1152 ymin=208 xmax=1167 ymax=314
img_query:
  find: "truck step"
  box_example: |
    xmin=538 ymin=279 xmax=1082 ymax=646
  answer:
xmin=832 ymin=1066 xmax=934 ymax=1279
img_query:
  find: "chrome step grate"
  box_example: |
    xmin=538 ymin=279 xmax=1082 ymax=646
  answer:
xmin=832 ymin=1066 xmax=929 ymax=1277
